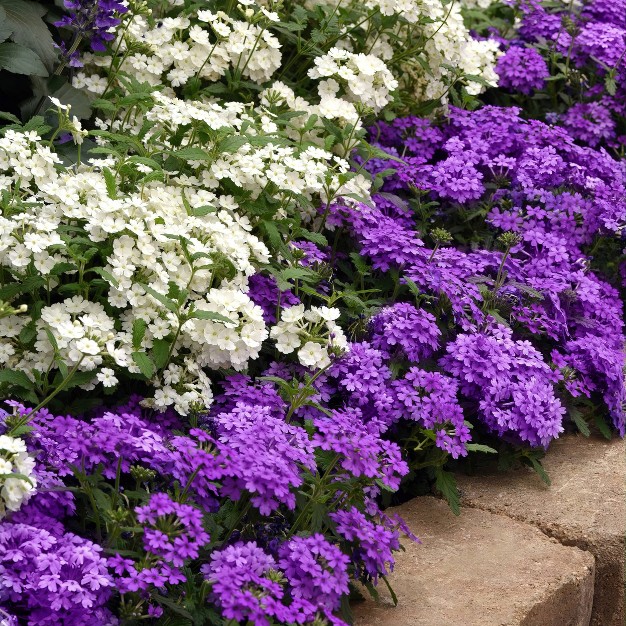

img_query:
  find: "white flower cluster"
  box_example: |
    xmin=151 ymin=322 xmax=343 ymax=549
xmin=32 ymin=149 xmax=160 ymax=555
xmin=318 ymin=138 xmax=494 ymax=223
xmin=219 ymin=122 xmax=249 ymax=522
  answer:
xmin=308 ymin=48 xmax=399 ymax=112
xmin=74 ymin=6 xmax=282 ymax=95
xmin=270 ymin=305 xmax=348 ymax=369
xmin=260 ymin=81 xmax=363 ymax=148
xmin=74 ymin=0 xmax=498 ymax=112
xmin=0 ymin=434 xmax=37 ymax=520
xmin=138 ymin=92 xmax=371 ymax=218
xmin=0 ymin=127 xmax=272 ymax=414
xmin=401 ymin=2 xmax=500 ymax=102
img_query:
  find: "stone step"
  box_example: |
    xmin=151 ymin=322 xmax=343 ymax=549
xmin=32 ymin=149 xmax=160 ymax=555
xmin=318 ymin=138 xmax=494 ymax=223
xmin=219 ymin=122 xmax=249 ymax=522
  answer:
xmin=456 ymin=435 xmax=625 ymax=626
xmin=352 ymin=496 xmax=595 ymax=626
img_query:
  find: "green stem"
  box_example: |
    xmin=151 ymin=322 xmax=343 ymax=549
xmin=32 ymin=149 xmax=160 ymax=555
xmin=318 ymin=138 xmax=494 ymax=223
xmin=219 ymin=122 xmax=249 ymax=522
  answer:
xmin=9 ymin=356 xmax=85 ymax=435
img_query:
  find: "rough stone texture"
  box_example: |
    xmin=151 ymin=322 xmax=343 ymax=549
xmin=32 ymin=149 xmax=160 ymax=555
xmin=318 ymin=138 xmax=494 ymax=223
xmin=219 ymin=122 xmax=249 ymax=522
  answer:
xmin=457 ymin=434 xmax=625 ymax=626
xmin=352 ymin=496 xmax=595 ymax=626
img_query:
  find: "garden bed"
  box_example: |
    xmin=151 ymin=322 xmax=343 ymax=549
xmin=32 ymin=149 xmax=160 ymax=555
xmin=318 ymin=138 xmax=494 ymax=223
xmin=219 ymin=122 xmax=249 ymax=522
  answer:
xmin=0 ymin=0 xmax=624 ymax=624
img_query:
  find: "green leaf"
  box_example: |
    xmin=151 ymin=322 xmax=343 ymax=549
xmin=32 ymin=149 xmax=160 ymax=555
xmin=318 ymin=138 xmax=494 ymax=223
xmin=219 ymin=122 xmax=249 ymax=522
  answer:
xmin=172 ymin=147 xmax=212 ymax=161
xmin=0 ymin=471 xmax=34 ymax=485
xmin=0 ymin=0 xmax=57 ymax=71
xmin=50 ymin=262 xmax=77 ymax=276
xmin=151 ymin=595 xmax=194 ymax=621
xmin=151 ymin=338 xmax=170 ymax=369
xmin=188 ymin=309 xmax=235 ymax=325
xmin=218 ymin=135 xmax=249 ymax=153
xmin=0 ymin=369 xmax=33 ymax=389
xmin=190 ymin=205 xmax=216 ymax=217
xmin=140 ymin=284 xmax=179 ymax=313
xmin=132 ymin=319 xmax=147 ymax=350
xmin=528 ymin=456 xmax=551 ymax=486
xmin=593 ymin=413 xmax=612 ymax=440
xmin=380 ymin=574 xmax=399 ymax=607
xmin=131 ymin=351 xmax=155 ymax=379
xmin=569 ymin=406 xmax=590 ymax=438
xmin=0 ymin=110 xmax=19 ymax=123
xmin=18 ymin=321 xmax=36 ymax=346
xmin=433 ymin=467 xmax=460 ymax=515
xmin=0 ymin=275 xmax=45 ymax=300
xmin=102 ymin=167 xmax=117 ymax=199
xmin=465 ymin=443 xmax=498 ymax=454
xmin=63 ymin=370 xmax=97 ymax=390
xmin=88 ymin=267 xmax=119 ymax=288
xmin=0 ymin=7 xmax=13 ymax=43
xmin=0 ymin=41 xmax=47 ymax=76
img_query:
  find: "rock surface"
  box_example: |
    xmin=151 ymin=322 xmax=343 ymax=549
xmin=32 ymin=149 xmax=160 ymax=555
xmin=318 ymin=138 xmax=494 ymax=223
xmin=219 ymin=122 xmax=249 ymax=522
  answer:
xmin=456 ymin=434 xmax=625 ymax=626
xmin=352 ymin=496 xmax=595 ymax=626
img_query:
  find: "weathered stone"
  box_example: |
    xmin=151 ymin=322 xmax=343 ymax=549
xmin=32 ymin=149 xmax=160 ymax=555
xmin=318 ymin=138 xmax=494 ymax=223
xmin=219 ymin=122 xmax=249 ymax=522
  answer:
xmin=457 ymin=434 xmax=625 ymax=626
xmin=352 ymin=496 xmax=595 ymax=626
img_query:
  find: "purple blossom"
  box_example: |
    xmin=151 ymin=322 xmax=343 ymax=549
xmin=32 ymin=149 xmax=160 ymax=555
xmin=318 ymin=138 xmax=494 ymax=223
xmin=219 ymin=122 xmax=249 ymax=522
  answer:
xmin=331 ymin=507 xmax=401 ymax=580
xmin=0 ymin=522 xmax=114 ymax=625
xmin=248 ymin=274 xmax=300 ymax=323
xmin=440 ymin=324 xmax=566 ymax=446
xmin=212 ymin=402 xmax=316 ymax=515
xmin=202 ymin=542 xmax=293 ymax=626
xmin=370 ymin=302 xmax=441 ymax=361
xmin=391 ymin=367 xmax=470 ymax=458
xmin=278 ymin=534 xmax=350 ymax=612
xmin=313 ymin=408 xmax=408 ymax=490
xmin=56 ymin=0 xmax=128 ymax=53
xmin=561 ymin=102 xmax=616 ymax=147
xmin=496 ymin=45 xmax=549 ymax=94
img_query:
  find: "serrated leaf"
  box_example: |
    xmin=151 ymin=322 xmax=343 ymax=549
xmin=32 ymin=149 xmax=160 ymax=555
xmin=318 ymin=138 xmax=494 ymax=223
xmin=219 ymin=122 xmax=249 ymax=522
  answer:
xmin=172 ymin=146 xmax=212 ymax=161
xmin=465 ymin=443 xmax=498 ymax=454
xmin=434 ymin=467 xmax=460 ymax=515
xmin=190 ymin=205 xmax=216 ymax=217
xmin=102 ymin=167 xmax=117 ymax=199
xmin=7 ymin=423 xmax=32 ymax=437
xmin=593 ymin=413 xmax=612 ymax=440
xmin=218 ymin=135 xmax=249 ymax=153
xmin=151 ymin=338 xmax=170 ymax=369
xmin=0 ymin=369 xmax=33 ymax=389
xmin=528 ymin=456 xmax=551 ymax=486
xmin=132 ymin=319 xmax=147 ymax=350
xmin=0 ymin=40 xmax=46 ymax=76
xmin=0 ymin=110 xmax=19 ymax=123
xmin=188 ymin=309 xmax=235 ymax=325
xmin=63 ymin=370 xmax=97 ymax=390
xmin=140 ymin=284 xmax=179 ymax=313
xmin=131 ymin=351 xmax=155 ymax=379
xmin=50 ymin=262 xmax=77 ymax=276
xmin=569 ymin=406 xmax=590 ymax=437
xmin=88 ymin=267 xmax=119 ymax=288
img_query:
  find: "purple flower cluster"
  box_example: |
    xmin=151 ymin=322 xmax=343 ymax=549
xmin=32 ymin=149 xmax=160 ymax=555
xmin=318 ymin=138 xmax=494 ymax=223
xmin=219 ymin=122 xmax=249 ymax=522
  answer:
xmin=440 ymin=325 xmax=565 ymax=446
xmin=278 ymin=534 xmax=350 ymax=612
xmin=359 ymin=104 xmax=625 ymax=438
xmin=331 ymin=507 xmax=401 ymax=581
xmin=110 ymin=493 xmax=210 ymax=594
xmin=0 ymin=521 xmax=114 ymax=625
xmin=212 ymin=401 xmax=316 ymax=515
xmin=248 ymin=274 xmax=300 ymax=323
xmin=370 ymin=303 xmax=441 ymax=361
xmin=496 ymin=45 xmax=550 ymax=95
xmin=203 ymin=539 xmax=350 ymax=626
xmin=392 ymin=368 xmax=471 ymax=458
xmin=56 ymin=0 xmax=128 ymax=57
xmin=313 ymin=408 xmax=408 ymax=490
xmin=504 ymin=0 xmax=626 ymax=149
